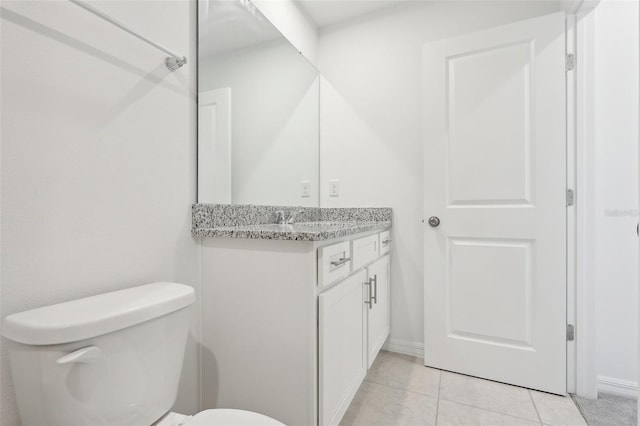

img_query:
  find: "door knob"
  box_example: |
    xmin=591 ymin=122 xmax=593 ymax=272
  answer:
xmin=428 ymin=216 xmax=440 ymax=227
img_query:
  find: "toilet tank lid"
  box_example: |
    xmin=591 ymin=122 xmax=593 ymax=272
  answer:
xmin=2 ymin=282 xmax=195 ymax=345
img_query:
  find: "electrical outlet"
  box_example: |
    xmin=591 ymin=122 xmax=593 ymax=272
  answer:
xmin=329 ymin=179 xmax=340 ymax=197
xmin=300 ymin=180 xmax=310 ymax=198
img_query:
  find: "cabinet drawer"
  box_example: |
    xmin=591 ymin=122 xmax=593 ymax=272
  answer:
xmin=379 ymin=230 xmax=391 ymax=255
xmin=318 ymin=241 xmax=352 ymax=288
xmin=352 ymin=234 xmax=379 ymax=270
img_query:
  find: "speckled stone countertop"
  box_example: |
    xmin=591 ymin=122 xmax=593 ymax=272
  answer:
xmin=192 ymin=204 xmax=392 ymax=241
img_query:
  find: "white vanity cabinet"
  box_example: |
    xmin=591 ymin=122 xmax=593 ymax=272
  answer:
xmin=318 ymin=239 xmax=391 ymax=425
xmin=200 ymin=228 xmax=390 ymax=426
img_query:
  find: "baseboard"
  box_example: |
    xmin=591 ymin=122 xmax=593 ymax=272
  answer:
xmin=382 ymin=339 xmax=424 ymax=358
xmin=597 ymin=376 xmax=638 ymax=398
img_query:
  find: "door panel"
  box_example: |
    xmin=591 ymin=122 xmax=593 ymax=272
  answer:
xmin=423 ymin=12 xmax=567 ymax=395
xmin=448 ymin=239 xmax=533 ymax=348
xmin=448 ymin=41 xmax=534 ymax=205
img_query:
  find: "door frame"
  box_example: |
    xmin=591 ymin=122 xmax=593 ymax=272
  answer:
xmin=197 ymin=87 xmax=232 ymax=204
xmin=568 ymin=0 xmax=601 ymax=398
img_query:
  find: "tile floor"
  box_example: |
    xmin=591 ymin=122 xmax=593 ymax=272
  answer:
xmin=341 ymin=351 xmax=587 ymax=426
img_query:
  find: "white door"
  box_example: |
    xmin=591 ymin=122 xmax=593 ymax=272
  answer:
xmin=423 ymin=12 xmax=567 ymax=395
xmin=198 ymin=88 xmax=232 ymax=203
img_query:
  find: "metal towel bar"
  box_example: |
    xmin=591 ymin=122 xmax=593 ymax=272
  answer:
xmin=68 ymin=0 xmax=187 ymax=71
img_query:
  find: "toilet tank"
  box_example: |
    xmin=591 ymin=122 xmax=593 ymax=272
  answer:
xmin=2 ymin=282 xmax=195 ymax=426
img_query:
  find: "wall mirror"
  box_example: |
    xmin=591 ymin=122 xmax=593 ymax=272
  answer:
xmin=198 ymin=0 xmax=320 ymax=206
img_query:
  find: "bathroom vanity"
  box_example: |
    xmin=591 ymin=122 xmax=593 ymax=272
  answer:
xmin=195 ymin=3 xmax=387 ymax=422
xmin=194 ymin=205 xmax=391 ymax=426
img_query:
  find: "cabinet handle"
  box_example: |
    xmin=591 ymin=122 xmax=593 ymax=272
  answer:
xmin=364 ymin=280 xmax=373 ymax=309
xmin=371 ymin=275 xmax=378 ymax=305
xmin=330 ymin=257 xmax=351 ymax=268
xmin=382 ymin=239 xmax=391 ymax=245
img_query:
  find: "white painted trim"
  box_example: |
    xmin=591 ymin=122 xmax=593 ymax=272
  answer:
xmin=597 ymin=376 xmax=639 ymax=398
xmin=197 ymin=239 xmax=204 ymax=411
xmin=566 ymin=13 xmax=578 ymax=396
xmin=573 ymin=8 xmax=599 ymax=399
xmin=383 ymin=339 xmax=424 ymax=358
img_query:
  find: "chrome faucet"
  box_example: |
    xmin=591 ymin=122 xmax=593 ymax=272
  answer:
xmin=286 ymin=209 xmax=304 ymax=224
xmin=275 ymin=209 xmax=304 ymax=225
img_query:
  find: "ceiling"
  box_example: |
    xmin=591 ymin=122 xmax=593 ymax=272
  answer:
xmin=295 ymin=0 xmax=571 ymax=29
xmin=295 ymin=0 xmax=410 ymax=28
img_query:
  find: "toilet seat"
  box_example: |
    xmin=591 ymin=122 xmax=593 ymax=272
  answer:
xmin=184 ymin=409 xmax=284 ymax=426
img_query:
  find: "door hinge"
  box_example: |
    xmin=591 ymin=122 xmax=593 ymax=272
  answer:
xmin=566 ymin=53 xmax=575 ymax=71
xmin=566 ymin=189 xmax=575 ymax=206
xmin=567 ymin=324 xmax=575 ymax=341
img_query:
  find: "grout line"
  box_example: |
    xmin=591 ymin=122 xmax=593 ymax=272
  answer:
xmin=528 ymin=389 xmax=544 ymax=424
xmin=364 ymin=378 xmax=439 ymax=399
xmin=438 ymin=397 xmax=545 ymax=425
xmin=435 ymin=371 xmax=442 ymax=425
xmin=372 ymin=352 xmax=552 ymax=425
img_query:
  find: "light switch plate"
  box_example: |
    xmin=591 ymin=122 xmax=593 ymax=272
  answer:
xmin=329 ymin=179 xmax=340 ymax=197
xmin=301 ymin=180 xmax=310 ymax=198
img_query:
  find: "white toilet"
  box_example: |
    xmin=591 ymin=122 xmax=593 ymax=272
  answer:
xmin=2 ymin=282 xmax=284 ymax=426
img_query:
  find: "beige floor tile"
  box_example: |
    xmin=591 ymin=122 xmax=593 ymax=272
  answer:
xmin=439 ymin=372 xmax=539 ymax=421
xmin=340 ymin=381 xmax=438 ymax=426
xmin=366 ymin=351 xmax=441 ymax=397
xmin=530 ymin=391 xmax=587 ymax=426
xmin=437 ymin=399 xmax=542 ymax=426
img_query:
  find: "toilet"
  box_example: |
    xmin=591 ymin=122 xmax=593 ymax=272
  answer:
xmin=2 ymin=282 xmax=284 ymax=426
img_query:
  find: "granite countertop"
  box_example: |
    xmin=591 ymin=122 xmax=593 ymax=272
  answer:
xmin=192 ymin=204 xmax=392 ymax=241
xmin=192 ymin=220 xmax=391 ymax=241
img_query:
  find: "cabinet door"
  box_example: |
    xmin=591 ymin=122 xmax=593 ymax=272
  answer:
xmin=367 ymin=255 xmax=391 ymax=368
xmin=319 ymin=270 xmax=367 ymax=426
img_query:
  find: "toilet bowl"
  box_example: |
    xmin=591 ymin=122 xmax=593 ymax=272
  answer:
xmin=157 ymin=409 xmax=284 ymax=426
xmin=2 ymin=282 xmax=284 ymax=426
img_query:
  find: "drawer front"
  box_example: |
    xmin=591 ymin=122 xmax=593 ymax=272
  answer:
xmin=318 ymin=241 xmax=352 ymax=288
xmin=379 ymin=230 xmax=391 ymax=255
xmin=352 ymin=234 xmax=379 ymax=270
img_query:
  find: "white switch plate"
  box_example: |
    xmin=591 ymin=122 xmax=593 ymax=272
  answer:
xmin=329 ymin=179 xmax=340 ymax=197
xmin=300 ymin=180 xmax=310 ymax=198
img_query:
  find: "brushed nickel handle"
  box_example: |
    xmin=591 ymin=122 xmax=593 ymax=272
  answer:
xmin=330 ymin=257 xmax=351 ymax=268
xmin=371 ymin=275 xmax=378 ymax=305
xmin=428 ymin=216 xmax=440 ymax=227
xmin=364 ymin=280 xmax=373 ymax=310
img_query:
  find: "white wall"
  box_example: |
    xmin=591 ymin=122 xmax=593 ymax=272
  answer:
xmin=592 ymin=0 xmax=639 ymax=395
xmin=317 ymin=1 xmax=564 ymax=355
xmin=200 ymin=42 xmax=319 ymax=206
xmin=0 ymin=1 xmax=199 ymax=425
